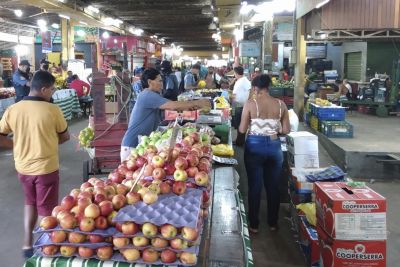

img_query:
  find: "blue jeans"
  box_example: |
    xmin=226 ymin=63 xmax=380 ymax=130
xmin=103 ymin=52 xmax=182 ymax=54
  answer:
xmin=244 ymin=135 xmax=283 ymax=228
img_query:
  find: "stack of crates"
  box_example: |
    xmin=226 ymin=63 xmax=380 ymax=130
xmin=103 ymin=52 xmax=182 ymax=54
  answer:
xmin=309 ymin=103 xmax=353 ymax=138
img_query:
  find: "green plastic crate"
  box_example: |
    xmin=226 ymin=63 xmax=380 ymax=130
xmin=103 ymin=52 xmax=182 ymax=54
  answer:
xmin=321 ymin=121 xmax=353 ymax=138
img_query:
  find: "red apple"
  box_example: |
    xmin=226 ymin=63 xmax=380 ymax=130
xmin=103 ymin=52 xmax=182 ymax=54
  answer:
xmin=186 ymin=154 xmax=199 ymax=167
xmin=51 ymin=206 xmax=65 ymax=217
xmin=132 ymin=236 xmax=149 ymax=247
xmin=142 ymin=248 xmax=159 ymax=263
xmin=113 ymin=237 xmax=129 ymax=248
xmin=148 ymin=183 xmax=161 ymax=194
xmin=96 ymin=246 xmax=113 ymax=260
xmin=151 ymin=155 xmax=165 ymax=168
xmin=112 ymin=194 xmax=127 ymax=210
xmin=50 ymin=230 xmax=67 ymax=243
xmin=163 ymin=163 xmax=176 ymax=176
xmin=118 ymin=164 xmax=128 ymax=176
xmin=171 ymin=148 xmax=180 ymax=160
xmin=42 ymin=245 xmax=59 ymax=256
xmin=99 ymin=200 xmax=114 ymax=217
xmin=181 ymin=227 xmax=198 ymax=241
xmin=60 ymin=214 xmax=77 ymax=230
xmin=57 ymin=210 xmax=71 ymax=222
xmin=80 ymin=182 xmax=92 ymax=191
xmin=126 ymin=159 xmax=137 ymax=171
xmin=160 ymin=224 xmax=178 ymax=239
xmin=159 ymin=182 xmax=171 ymax=194
xmin=152 ymin=167 xmax=166 ymax=180
xmin=173 ymin=169 xmax=188 ymax=182
xmin=95 ymin=216 xmax=108 ymax=230
xmin=40 ymin=216 xmax=58 ymax=230
xmin=142 ymin=222 xmax=158 ymax=237
xmin=186 ymin=166 xmax=199 ymax=177
xmin=121 ymin=248 xmax=140 ymax=261
xmin=78 ymin=246 xmax=94 ymax=258
xmin=77 ymin=197 xmax=92 ymax=210
xmin=174 ymin=157 xmax=188 ymax=170
xmin=60 ymin=245 xmax=77 ymax=257
xmin=116 ymin=184 xmax=129 ymax=195
xmin=68 ymin=232 xmax=86 ymax=243
xmin=88 ymin=234 xmax=105 ymax=243
xmin=189 ymin=132 xmax=200 ymax=143
xmin=126 ymin=192 xmax=141 ymax=205
xmin=161 ymin=249 xmax=177 ymax=263
xmin=107 ymin=210 xmax=118 ymax=226
xmin=202 ymin=190 xmax=210 ymax=203
xmin=94 ymin=193 xmax=107 ymax=204
xmin=109 ymin=171 xmax=124 ymax=184
xmin=84 ymin=203 xmax=100 ymax=219
xmin=198 ymin=161 xmax=211 ymax=173
xmin=143 ymin=191 xmax=158 ymax=205
xmin=151 ymin=237 xmax=169 ymax=248
xmin=172 ymin=181 xmax=187 ymax=195
xmin=79 ymin=217 xmax=95 ymax=232
xmin=125 ymin=171 xmax=134 ymax=179
xmin=70 ymin=189 xmax=81 ymax=200
xmin=143 ymin=164 xmax=154 ymax=177
xmin=170 ymin=238 xmax=188 ymax=250
xmin=94 ymin=180 xmax=105 ymax=188
xmin=158 ymin=151 xmax=169 ymax=161
xmin=195 ymin=171 xmax=209 ymax=186
xmin=180 ymin=252 xmax=197 ymax=264
xmin=122 ymin=222 xmax=139 ymax=235
xmin=135 ymin=156 xmax=147 ymax=168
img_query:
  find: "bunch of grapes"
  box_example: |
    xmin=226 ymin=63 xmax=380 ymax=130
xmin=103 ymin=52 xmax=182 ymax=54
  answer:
xmin=79 ymin=127 xmax=94 ymax=148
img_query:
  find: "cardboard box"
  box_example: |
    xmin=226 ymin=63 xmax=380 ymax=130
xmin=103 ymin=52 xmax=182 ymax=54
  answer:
xmin=287 ymin=131 xmax=319 ymax=155
xmin=315 ymin=182 xmax=387 ymax=241
xmin=299 ymin=216 xmax=320 ymax=267
xmin=288 ymin=152 xmax=320 ymax=168
xmin=105 ymin=102 xmax=118 ymax=114
xmin=290 ymin=168 xmax=327 ymax=193
xmin=317 ymin=225 xmax=386 ymax=267
xmin=289 ymin=186 xmax=314 ymax=206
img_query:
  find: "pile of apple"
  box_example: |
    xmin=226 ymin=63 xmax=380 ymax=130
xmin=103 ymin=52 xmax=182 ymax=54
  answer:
xmin=112 ymin=222 xmax=199 ymax=264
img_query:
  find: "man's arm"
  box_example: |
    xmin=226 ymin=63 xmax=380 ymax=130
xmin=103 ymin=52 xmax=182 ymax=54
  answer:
xmin=58 ymin=130 xmax=70 ymax=144
xmin=0 ymin=134 xmax=13 ymax=149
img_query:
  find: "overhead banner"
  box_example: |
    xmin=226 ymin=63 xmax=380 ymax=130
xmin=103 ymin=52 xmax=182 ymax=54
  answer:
xmin=41 ymin=31 xmax=52 ymax=53
xmin=273 ymin=22 xmax=294 ymax=41
xmin=239 ymin=41 xmax=260 ymax=57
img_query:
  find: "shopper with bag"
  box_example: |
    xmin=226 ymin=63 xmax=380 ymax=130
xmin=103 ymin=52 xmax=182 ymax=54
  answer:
xmin=236 ymin=74 xmax=290 ymax=233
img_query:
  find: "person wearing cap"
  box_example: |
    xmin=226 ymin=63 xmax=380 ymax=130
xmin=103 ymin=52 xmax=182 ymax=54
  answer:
xmin=13 ymin=60 xmax=32 ymax=102
xmin=40 ymin=59 xmax=50 ymax=72
xmin=251 ymin=67 xmax=261 ymax=80
xmin=161 ymin=60 xmax=179 ymax=101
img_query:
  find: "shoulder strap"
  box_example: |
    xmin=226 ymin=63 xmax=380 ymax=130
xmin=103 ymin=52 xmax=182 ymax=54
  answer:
xmin=253 ymin=99 xmax=260 ymax=118
xmin=278 ymin=99 xmax=282 ymax=119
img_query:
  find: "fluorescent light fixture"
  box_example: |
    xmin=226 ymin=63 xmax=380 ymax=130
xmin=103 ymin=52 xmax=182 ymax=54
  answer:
xmin=57 ymin=0 xmax=66 ymax=2
xmin=250 ymin=22 xmax=255 ymax=27
xmin=114 ymin=19 xmax=123 ymax=25
xmin=102 ymin=17 xmax=114 ymax=26
xmin=233 ymin=28 xmax=243 ymax=41
xmin=213 ymin=17 xmax=219 ymax=22
xmin=37 ymin=19 xmax=47 ymax=27
xmin=14 ymin=9 xmax=23 ymax=17
xmin=0 ymin=32 xmax=33 ymax=44
xmin=114 ymin=39 xmax=117 ymax=44
xmin=132 ymin=28 xmax=143 ymax=36
xmin=15 ymin=44 xmax=29 ymax=56
xmin=51 ymin=23 xmax=59 ymax=29
xmin=87 ymin=5 xmax=99 ymax=13
xmin=79 ymin=21 xmax=88 ymax=25
xmin=77 ymin=30 xmax=85 ymax=37
xmin=59 ymin=14 xmax=70 ymax=20
xmin=316 ymin=0 xmax=330 ymax=8
xmin=102 ymin=31 xmax=110 ymax=39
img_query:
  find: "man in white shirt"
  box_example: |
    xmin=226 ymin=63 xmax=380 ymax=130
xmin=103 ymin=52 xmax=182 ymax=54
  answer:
xmin=232 ymin=66 xmax=251 ymax=129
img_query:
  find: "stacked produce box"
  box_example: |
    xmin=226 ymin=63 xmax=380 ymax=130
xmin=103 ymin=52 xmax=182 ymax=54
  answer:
xmin=315 ymin=182 xmax=387 ymax=267
xmin=33 ymin=125 xmax=213 ymax=265
xmin=308 ymin=98 xmax=353 ymax=138
xmin=270 ymin=79 xmax=294 ymax=109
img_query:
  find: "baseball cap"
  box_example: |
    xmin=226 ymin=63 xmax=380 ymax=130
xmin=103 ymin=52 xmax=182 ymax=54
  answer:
xmin=19 ymin=60 xmax=31 ymax=66
xmin=40 ymin=59 xmax=50 ymax=64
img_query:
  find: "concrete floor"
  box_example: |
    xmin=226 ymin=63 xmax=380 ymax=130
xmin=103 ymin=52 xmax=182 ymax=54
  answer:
xmin=0 ymin=118 xmax=398 ymax=266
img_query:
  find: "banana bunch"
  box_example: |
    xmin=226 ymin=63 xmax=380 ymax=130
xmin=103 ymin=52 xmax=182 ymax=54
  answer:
xmin=214 ymin=96 xmax=230 ymax=109
xmin=79 ymin=127 xmax=94 ymax=148
xmin=315 ymin=98 xmax=331 ymax=106
xmin=212 ymin=144 xmax=234 ymax=157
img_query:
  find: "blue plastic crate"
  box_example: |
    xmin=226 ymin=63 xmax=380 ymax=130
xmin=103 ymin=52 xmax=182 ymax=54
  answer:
xmin=316 ymin=107 xmax=346 ymax=121
xmin=321 ymin=120 xmax=353 ymax=138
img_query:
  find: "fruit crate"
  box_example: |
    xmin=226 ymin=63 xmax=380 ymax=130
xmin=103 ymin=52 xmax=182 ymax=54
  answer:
xmin=269 ymin=87 xmax=285 ymax=97
xmin=310 ymin=115 xmax=319 ymax=131
xmin=315 ymin=106 xmax=346 ymax=121
xmin=320 ymin=120 xmax=353 ymax=138
xmin=284 ymin=87 xmax=294 ymax=97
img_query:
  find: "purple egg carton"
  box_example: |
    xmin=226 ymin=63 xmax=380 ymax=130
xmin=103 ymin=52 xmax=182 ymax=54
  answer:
xmin=113 ymin=231 xmax=201 ymax=244
xmin=112 ymin=252 xmax=197 ymax=266
xmin=34 ymin=249 xmax=114 ymax=261
xmin=113 ymin=188 xmax=202 ymax=229
xmin=33 ymin=233 xmax=112 ymax=249
xmin=33 ymin=225 xmax=118 ymax=236
xmin=114 ymin=242 xmax=199 ymax=253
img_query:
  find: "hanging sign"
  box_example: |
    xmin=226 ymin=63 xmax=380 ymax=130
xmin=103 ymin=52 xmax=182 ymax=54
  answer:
xmin=41 ymin=31 xmax=52 ymax=53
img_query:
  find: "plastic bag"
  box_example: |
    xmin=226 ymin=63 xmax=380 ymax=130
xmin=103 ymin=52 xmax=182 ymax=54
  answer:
xmin=296 ymin=203 xmax=316 ymax=227
xmin=288 ymin=109 xmax=299 ymax=132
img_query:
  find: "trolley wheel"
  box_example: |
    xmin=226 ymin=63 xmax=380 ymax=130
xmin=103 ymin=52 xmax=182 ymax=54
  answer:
xmin=83 ymin=160 xmax=90 ymax=182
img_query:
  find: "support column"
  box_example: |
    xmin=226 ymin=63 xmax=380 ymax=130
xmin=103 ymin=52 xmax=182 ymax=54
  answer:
xmin=61 ymin=18 xmax=68 ymax=63
xmin=68 ymin=19 xmax=75 ymax=60
xmin=294 ymin=18 xmax=306 ymax=119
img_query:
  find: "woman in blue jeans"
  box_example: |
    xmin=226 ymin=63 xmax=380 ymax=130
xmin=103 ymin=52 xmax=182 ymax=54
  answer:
xmin=237 ymin=74 xmax=290 ymax=233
